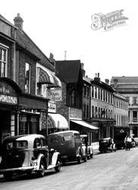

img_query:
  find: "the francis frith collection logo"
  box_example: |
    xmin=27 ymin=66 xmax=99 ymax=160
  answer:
xmin=91 ymin=9 xmax=128 ymax=31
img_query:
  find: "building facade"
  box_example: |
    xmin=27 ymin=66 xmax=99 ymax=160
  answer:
xmin=111 ymin=76 xmax=138 ymax=137
xmin=55 ymin=60 xmax=98 ymax=144
xmin=0 ymin=14 xmax=61 ymax=149
xmin=90 ymin=74 xmax=115 ymax=139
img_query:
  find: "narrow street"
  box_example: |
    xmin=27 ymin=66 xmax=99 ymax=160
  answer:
xmin=1 ymin=147 xmax=138 ymax=190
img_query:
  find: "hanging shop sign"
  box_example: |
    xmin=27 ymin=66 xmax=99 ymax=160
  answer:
xmin=50 ymin=88 xmax=62 ymax=102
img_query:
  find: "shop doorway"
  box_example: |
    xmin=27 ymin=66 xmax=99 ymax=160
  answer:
xmin=0 ymin=110 xmax=11 ymax=145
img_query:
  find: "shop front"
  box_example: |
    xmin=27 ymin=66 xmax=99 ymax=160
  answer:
xmin=0 ymin=78 xmax=48 ymax=150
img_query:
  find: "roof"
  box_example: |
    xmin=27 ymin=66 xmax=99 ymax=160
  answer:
xmin=56 ymin=60 xmax=82 ymax=83
xmin=111 ymin=76 xmax=138 ymax=84
xmin=0 ymin=14 xmax=16 ymax=28
xmin=0 ymin=14 xmax=54 ymax=72
xmin=83 ymin=76 xmax=91 ymax=84
xmin=111 ymin=76 xmax=138 ymax=90
xmin=16 ymin=30 xmax=54 ymax=71
xmin=91 ymin=79 xmax=114 ymax=92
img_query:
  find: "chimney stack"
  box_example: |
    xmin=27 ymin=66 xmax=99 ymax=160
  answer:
xmin=105 ymin=79 xmax=109 ymax=84
xmin=94 ymin=73 xmax=100 ymax=82
xmin=14 ymin=13 xmax=23 ymax=30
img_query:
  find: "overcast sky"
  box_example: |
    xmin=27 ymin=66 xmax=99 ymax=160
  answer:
xmin=0 ymin=0 xmax=137 ymax=81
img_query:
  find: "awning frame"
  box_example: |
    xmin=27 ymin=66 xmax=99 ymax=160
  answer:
xmin=37 ymin=67 xmax=61 ymax=88
xmin=71 ymin=120 xmax=99 ymax=130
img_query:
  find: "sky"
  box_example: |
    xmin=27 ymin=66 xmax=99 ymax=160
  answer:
xmin=0 ymin=0 xmax=138 ymax=82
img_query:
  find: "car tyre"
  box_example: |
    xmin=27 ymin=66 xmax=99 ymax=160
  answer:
xmin=39 ymin=160 xmax=45 ymax=177
xmin=55 ymin=159 xmax=62 ymax=172
xmin=77 ymin=156 xmax=81 ymax=164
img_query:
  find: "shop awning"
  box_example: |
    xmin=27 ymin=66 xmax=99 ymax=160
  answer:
xmin=38 ymin=67 xmax=61 ymax=88
xmin=71 ymin=120 xmax=99 ymax=130
xmin=48 ymin=113 xmax=69 ymax=129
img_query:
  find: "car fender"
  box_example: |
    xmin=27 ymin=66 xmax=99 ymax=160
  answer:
xmin=51 ymin=152 xmax=60 ymax=166
xmin=35 ymin=154 xmax=45 ymax=170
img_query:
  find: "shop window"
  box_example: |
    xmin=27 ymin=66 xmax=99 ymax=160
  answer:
xmin=25 ymin=63 xmax=31 ymax=93
xmin=0 ymin=44 xmax=8 ymax=77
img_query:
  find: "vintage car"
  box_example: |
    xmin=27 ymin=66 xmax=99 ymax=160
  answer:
xmin=99 ymin=137 xmax=116 ymax=153
xmin=0 ymin=134 xmax=62 ymax=180
xmin=47 ymin=130 xmax=87 ymax=164
xmin=80 ymin=134 xmax=93 ymax=159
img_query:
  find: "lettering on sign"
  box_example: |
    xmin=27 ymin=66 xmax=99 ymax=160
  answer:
xmin=0 ymin=94 xmax=17 ymax=104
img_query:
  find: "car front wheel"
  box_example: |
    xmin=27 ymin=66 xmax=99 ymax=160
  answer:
xmin=38 ymin=160 xmax=45 ymax=177
xmin=55 ymin=159 xmax=62 ymax=172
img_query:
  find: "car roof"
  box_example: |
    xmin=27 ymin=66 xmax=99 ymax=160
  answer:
xmin=3 ymin=134 xmax=45 ymax=142
xmin=48 ymin=130 xmax=80 ymax=136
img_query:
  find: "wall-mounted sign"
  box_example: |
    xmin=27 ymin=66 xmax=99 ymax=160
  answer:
xmin=0 ymin=94 xmax=17 ymax=104
xmin=48 ymin=101 xmax=56 ymax=113
xmin=0 ymin=81 xmax=18 ymax=105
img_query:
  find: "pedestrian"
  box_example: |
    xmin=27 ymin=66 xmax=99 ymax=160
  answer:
xmin=124 ymin=134 xmax=132 ymax=150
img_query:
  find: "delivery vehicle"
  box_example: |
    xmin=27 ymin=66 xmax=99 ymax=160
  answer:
xmin=0 ymin=134 xmax=61 ymax=180
xmin=80 ymin=134 xmax=93 ymax=159
xmin=47 ymin=130 xmax=87 ymax=164
xmin=99 ymin=137 xmax=116 ymax=153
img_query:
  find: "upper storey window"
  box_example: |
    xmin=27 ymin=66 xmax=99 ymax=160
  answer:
xmin=25 ymin=63 xmax=31 ymax=93
xmin=0 ymin=44 xmax=8 ymax=77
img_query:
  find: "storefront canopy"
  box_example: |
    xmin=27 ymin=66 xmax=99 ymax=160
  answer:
xmin=48 ymin=113 xmax=69 ymax=129
xmin=71 ymin=120 xmax=99 ymax=130
xmin=38 ymin=67 xmax=61 ymax=88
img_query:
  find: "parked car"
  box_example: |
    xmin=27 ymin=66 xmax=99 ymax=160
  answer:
xmin=131 ymin=137 xmax=136 ymax=147
xmin=114 ymin=132 xmax=126 ymax=150
xmin=133 ymin=137 xmax=138 ymax=146
xmin=47 ymin=130 xmax=87 ymax=164
xmin=0 ymin=134 xmax=62 ymax=180
xmin=80 ymin=134 xmax=93 ymax=159
xmin=99 ymin=137 xmax=116 ymax=153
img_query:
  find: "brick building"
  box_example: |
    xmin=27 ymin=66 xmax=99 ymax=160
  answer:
xmin=55 ymin=60 xmax=98 ymax=144
xmin=0 ymin=14 xmax=62 ymax=149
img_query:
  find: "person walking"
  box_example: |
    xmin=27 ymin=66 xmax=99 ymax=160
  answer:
xmin=124 ymin=134 xmax=132 ymax=150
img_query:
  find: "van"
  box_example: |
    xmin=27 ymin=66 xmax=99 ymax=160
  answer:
xmin=47 ymin=130 xmax=87 ymax=164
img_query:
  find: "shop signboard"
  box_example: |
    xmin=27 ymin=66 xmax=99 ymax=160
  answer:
xmin=48 ymin=101 xmax=56 ymax=113
xmin=0 ymin=81 xmax=18 ymax=105
xmin=50 ymin=88 xmax=62 ymax=102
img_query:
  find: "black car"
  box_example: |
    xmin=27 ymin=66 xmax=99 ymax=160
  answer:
xmin=99 ymin=137 xmax=116 ymax=153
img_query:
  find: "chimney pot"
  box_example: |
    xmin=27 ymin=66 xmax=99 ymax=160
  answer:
xmin=14 ymin=13 xmax=23 ymax=30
